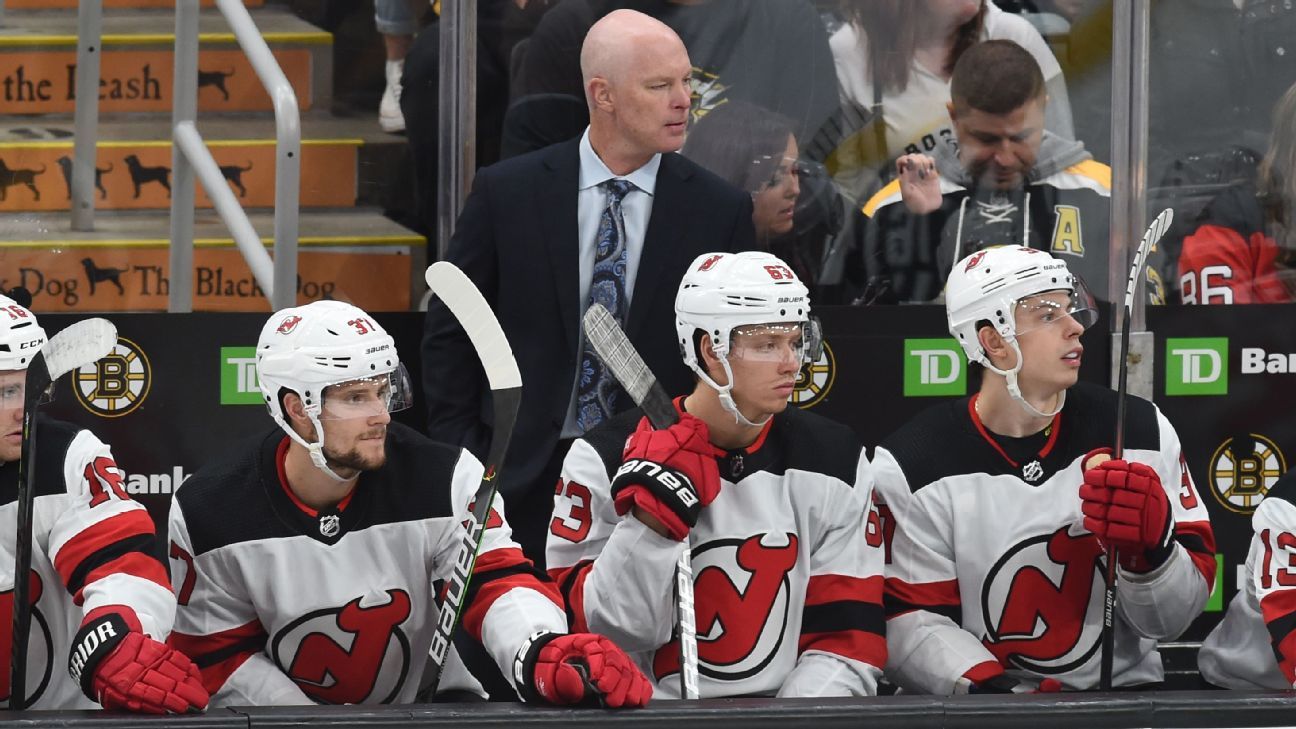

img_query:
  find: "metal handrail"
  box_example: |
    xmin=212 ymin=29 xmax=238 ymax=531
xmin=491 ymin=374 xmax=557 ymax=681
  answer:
xmin=169 ymin=0 xmax=299 ymax=312
xmin=71 ymin=0 xmax=102 ymax=231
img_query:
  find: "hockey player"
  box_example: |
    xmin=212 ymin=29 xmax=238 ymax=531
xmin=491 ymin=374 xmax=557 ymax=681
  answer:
xmin=547 ymin=251 xmax=886 ymax=698
xmin=0 ymin=293 xmax=207 ymax=712
xmin=874 ymin=246 xmax=1216 ymax=693
xmin=166 ymin=300 xmax=651 ymax=707
xmin=1199 ymin=469 xmax=1296 ymax=689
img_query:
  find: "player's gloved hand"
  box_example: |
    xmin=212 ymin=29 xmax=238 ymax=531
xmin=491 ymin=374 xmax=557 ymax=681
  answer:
xmin=513 ymin=631 xmax=653 ymax=708
xmin=69 ymin=608 xmax=209 ymax=714
xmin=610 ymin=414 xmax=720 ymax=541
xmin=1080 ymin=448 xmax=1173 ymax=572
xmin=956 ymin=663 xmax=1062 ymax=694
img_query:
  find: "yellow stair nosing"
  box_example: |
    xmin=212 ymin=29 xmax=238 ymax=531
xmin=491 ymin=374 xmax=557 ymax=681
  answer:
xmin=0 ymin=31 xmax=332 ymax=47
xmin=0 ymin=139 xmax=366 ymax=150
xmin=1 ymin=234 xmax=424 ymax=249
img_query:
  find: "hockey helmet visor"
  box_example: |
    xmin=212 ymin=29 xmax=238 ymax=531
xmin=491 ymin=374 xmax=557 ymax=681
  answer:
xmin=1010 ymin=277 xmax=1099 ymax=339
xmin=317 ymin=365 xmax=414 ymax=421
xmin=727 ymin=319 xmax=823 ymax=363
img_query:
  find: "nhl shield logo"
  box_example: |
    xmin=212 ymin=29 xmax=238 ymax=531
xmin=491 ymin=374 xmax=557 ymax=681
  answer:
xmin=319 ymin=514 xmax=340 ymax=538
xmin=1022 ymin=460 xmax=1044 ymax=483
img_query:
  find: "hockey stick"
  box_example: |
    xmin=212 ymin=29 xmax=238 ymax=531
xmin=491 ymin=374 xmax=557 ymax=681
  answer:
xmin=1098 ymin=207 xmax=1173 ymax=691
xmin=582 ymin=303 xmax=700 ymax=700
xmin=422 ymin=261 xmax=523 ymax=697
xmin=11 ymin=318 xmax=116 ymax=709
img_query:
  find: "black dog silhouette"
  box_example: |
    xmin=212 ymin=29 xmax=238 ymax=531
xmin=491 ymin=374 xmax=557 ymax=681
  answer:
xmin=81 ymin=258 xmax=128 ymax=296
xmin=0 ymin=158 xmax=44 ymax=201
xmin=198 ymin=68 xmax=236 ymax=101
xmin=56 ymin=156 xmax=112 ymax=200
xmin=122 ymin=154 xmax=171 ymax=199
xmin=219 ymin=161 xmax=253 ymax=197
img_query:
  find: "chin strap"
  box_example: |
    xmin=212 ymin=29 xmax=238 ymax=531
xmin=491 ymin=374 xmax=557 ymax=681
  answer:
xmin=692 ymin=345 xmax=772 ymax=429
xmin=982 ymin=339 xmax=1066 ymax=419
xmin=281 ymin=413 xmax=352 ymax=483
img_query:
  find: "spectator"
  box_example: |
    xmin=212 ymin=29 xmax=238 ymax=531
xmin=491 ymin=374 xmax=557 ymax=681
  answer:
xmin=859 ymin=39 xmax=1146 ymax=304
xmin=375 ymin=0 xmax=427 ymax=133
xmin=505 ymin=0 xmax=840 ymax=157
xmin=827 ymin=0 xmax=1074 ymax=201
xmin=1178 ymin=79 xmax=1296 ymax=305
xmin=421 ymin=9 xmax=755 ymax=573
xmin=683 ymin=102 xmax=802 ymax=246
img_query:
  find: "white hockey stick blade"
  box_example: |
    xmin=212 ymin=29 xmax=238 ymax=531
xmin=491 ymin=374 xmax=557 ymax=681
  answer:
xmin=1122 ymin=208 xmax=1173 ymax=308
xmin=44 ymin=318 xmax=117 ymax=381
xmin=582 ymin=303 xmax=676 ymax=424
xmin=426 ymin=262 xmax=522 ymax=391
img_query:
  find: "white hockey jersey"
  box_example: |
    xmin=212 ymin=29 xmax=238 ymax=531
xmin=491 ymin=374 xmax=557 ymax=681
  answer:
xmin=873 ymin=382 xmax=1215 ymax=693
xmin=166 ymin=424 xmax=567 ymax=706
xmin=547 ymin=400 xmax=886 ymax=699
xmin=1 ymin=416 xmax=176 ymax=709
xmin=1199 ymin=470 xmax=1296 ymax=690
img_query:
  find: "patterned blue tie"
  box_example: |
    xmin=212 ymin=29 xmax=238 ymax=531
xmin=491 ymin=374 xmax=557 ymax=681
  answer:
xmin=576 ymin=178 xmax=635 ymax=433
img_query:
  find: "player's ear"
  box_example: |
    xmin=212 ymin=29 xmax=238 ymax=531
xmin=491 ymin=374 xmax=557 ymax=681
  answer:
xmin=977 ymin=325 xmax=1012 ymax=367
xmin=698 ymin=333 xmax=730 ymax=384
xmin=283 ymin=391 xmax=309 ymax=426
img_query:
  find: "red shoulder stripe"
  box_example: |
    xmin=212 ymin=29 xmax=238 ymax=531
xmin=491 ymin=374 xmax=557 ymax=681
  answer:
xmin=72 ymin=551 xmax=170 ymax=605
xmin=1174 ymin=519 xmax=1217 ymax=587
xmin=53 ymin=510 xmax=156 ymax=586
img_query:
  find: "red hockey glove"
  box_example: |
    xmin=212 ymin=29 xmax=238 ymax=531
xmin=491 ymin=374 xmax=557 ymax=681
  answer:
xmin=513 ymin=632 xmax=652 ymax=708
xmin=960 ymin=661 xmax=1061 ymax=693
xmin=1080 ymin=450 xmax=1173 ymax=572
xmin=610 ymin=414 xmax=721 ymax=541
xmin=69 ymin=609 xmax=209 ymax=714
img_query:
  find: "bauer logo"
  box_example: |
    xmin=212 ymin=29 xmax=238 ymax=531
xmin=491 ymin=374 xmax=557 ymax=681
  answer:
xmin=904 ymin=339 xmax=966 ymax=397
xmin=73 ymin=337 xmax=151 ymax=417
xmin=1208 ymin=434 xmax=1286 ymax=514
xmin=220 ymin=346 xmax=262 ymax=405
xmin=1165 ymin=338 xmax=1228 ymax=395
xmin=791 ymin=339 xmax=835 ymax=409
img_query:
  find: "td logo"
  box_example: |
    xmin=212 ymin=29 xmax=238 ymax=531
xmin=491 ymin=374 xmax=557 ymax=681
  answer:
xmin=1166 ymin=338 xmax=1228 ymax=396
xmin=904 ymin=339 xmax=966 ymax=397
xmin=220 ymin=346 xmax=262 ymax=405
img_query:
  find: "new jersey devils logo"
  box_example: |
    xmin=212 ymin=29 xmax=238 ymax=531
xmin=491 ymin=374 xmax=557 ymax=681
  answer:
xmin=1 ymin=571 xmax=53 ymax=707
xmin=698 ymin=254 xmax=724 ymax=272
xmin=686 ymin=533 xmax=799 ymax=681
xmin=276 ymin=315 xmax=302 ymax=334
xmin=270 ymin=590 xmax=412 ymax=704
xmin=980 ymin=527 xmax=1105 ymax=674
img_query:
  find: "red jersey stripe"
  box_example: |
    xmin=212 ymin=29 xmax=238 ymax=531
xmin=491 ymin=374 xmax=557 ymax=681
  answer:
xmin=169 ymin=620 xmax=266 ymax=694
xmin=806 ymin=574 xmax=883 ymax=606
xmin=797 ymin=630 xmax=886 ymax=667
xmin=72 ymin=551 xmax=171 ymax=605
xmin=53 ymin=510 xmax=155 ymax=587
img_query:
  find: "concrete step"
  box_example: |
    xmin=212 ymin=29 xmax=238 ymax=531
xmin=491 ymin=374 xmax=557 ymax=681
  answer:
xmin=0 ymin=209 xmax=425 ymax=312
xmin=7 ymin=0 xmax=262 ymax=8
xmin=0 ymin=7 xmax=329 ymax=114
xmin=0 ymin=115 xmax=412 ymax=211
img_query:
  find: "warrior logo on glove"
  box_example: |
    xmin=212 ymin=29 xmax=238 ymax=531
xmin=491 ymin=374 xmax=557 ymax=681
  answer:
xmin=981 ymin=527 xmax=1106 ymax=674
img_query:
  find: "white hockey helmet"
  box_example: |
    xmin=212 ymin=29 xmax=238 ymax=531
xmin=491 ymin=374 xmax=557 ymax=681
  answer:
xmin=946 ymin=246 xmax=1096 ymax=416
xmin=675 ymin=251 xmax=819 ymax=426
xmin=256 ymin=301 xmax=411 ymax=479
xmin=0 ymin=294 xmax=47 ymax=372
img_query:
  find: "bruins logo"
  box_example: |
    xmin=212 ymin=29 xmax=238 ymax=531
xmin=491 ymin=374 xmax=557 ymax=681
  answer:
xmin=1209 ymin=434 xmax=1286 ymax=514
xmin=791 ymin=340 xmax=834 ymax=409
xmin=73 ymin=337 xmax=151 ymax=417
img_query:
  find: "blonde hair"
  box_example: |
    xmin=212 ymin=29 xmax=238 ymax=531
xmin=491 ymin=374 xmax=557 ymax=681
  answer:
xmin=1259 ymin=81 xmax=1296 ymax=253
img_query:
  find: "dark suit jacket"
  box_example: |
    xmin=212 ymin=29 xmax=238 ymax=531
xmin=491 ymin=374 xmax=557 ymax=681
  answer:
xmin=422 ymin=137 xmax=756 ymax=500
